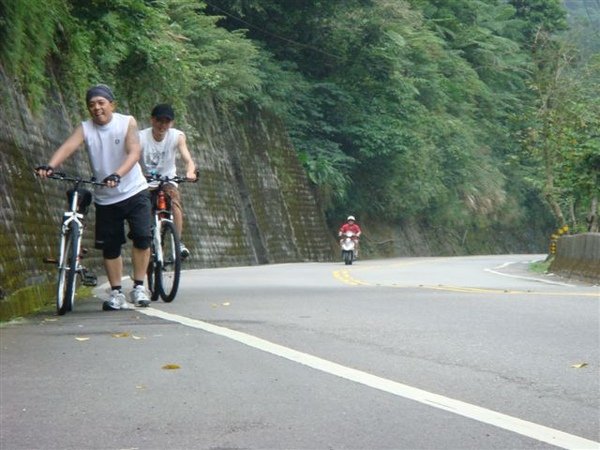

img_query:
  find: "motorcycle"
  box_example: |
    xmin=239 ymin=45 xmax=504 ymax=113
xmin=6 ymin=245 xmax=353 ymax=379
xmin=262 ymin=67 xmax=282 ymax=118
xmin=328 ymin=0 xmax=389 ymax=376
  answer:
xmin=340 ymin=231 xmax=358 ymax=265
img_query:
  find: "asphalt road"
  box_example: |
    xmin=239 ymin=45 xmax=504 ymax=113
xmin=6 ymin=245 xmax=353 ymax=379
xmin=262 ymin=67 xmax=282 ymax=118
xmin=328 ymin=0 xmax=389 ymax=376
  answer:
xmin=1 ymin=255 xmax=598 ymax=450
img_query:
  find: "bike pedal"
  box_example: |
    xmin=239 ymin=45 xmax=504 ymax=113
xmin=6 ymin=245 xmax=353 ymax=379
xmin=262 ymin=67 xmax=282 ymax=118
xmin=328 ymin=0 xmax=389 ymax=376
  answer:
xmin=80 ymin=268 xmax=98 ymax=286
xmin=81 ymin=276 xmax=97 ymax=286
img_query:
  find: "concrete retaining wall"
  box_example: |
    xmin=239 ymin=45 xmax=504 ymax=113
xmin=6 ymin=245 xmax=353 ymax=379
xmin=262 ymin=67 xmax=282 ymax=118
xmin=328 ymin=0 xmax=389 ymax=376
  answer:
xmin=549 ymin=233 xmax=600 ymax=284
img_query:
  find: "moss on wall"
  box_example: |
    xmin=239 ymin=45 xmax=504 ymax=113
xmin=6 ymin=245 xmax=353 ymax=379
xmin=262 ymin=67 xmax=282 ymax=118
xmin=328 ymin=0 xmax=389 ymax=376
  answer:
xmin=0 ymin=283 xmax=55 ymax=321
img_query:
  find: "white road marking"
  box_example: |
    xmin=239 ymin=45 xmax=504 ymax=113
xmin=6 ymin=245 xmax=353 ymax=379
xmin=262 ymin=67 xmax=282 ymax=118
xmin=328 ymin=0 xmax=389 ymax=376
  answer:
xmin=485 ymin=262 xmax=576 ymax=287
xmin=139 ymin=307 xmax=599 ymax=450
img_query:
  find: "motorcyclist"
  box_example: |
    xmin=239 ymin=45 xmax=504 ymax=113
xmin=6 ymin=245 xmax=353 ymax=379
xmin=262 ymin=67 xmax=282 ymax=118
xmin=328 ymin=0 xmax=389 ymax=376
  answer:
xmin=338 ymin=215 xmax=362 ymax=258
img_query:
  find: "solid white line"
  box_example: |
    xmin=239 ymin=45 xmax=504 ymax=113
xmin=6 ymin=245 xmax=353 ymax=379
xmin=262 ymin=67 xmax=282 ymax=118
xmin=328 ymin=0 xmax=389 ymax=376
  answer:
xmin=484 ymin=262 xmax=576 ymax=287
xmin=139 ymin=307 xmax=599 ymax=450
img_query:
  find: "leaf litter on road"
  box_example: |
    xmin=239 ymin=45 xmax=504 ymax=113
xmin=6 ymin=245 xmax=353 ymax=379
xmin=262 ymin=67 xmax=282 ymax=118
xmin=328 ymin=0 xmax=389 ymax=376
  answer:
xmin=111 ymin=332 xmax=130 ymax=338
xmin=161 ymin=364 xmax=181 ymax=370
xmin=571 ymin=362 xmax=588 ymax=369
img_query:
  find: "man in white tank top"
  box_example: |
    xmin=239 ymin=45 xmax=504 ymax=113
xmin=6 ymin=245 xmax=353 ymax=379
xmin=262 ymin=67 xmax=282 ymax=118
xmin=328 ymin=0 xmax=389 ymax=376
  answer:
xmin=35 ymin=84 xmax=152 ymax=311
xmin=139 ymin=104 xmax=197 ymax=258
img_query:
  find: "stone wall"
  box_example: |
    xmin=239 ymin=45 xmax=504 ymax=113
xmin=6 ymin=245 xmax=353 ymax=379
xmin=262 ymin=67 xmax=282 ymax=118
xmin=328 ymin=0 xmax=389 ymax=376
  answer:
xmin=0 ymin=65 xmax=334 ymax=319
xmin=549 ymin=233 xmax=600 ymax=284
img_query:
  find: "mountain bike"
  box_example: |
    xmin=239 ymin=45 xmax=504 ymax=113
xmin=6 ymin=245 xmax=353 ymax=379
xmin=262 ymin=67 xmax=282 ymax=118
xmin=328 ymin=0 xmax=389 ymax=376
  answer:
xmin=38 ymin=172 xmax=104 ymax=315
xmin=145 ymin=172 xmax=197 ymax=302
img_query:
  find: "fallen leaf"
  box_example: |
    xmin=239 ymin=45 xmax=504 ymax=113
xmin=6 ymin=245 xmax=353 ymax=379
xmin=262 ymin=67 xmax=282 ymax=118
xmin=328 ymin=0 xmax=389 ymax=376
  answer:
xmin=44 ymin=318 xmax=58 ymax=322
xmin=222 ymin=302 xmax=231 ymax=306
xmin=111 ymin=332 xmax=131 ymax=338
xmin=136 ymin=385 xmax=146 ymax=390
xmin=162 ymin=364 xmax=181 ymax=370
xmin=132 ymin=335 xmax=143 ymax=340
xmin=75 ymin=337 xmax=90 ymax=342
xmin=571 ymin=362 xmax=588 ymax=369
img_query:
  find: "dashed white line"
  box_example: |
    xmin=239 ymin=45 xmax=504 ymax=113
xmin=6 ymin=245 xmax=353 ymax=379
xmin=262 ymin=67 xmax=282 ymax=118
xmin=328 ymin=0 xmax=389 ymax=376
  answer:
xmin=139 ymin=307 xmax=599 ymax=450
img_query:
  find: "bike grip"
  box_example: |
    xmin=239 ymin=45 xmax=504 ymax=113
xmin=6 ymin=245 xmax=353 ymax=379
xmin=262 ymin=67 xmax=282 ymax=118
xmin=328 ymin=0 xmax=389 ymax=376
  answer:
xmin=34 ymin=165 xmax=55 ymax=176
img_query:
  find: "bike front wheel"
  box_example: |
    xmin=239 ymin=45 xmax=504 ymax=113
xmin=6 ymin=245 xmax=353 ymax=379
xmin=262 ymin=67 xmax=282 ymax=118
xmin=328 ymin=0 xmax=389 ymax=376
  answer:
xmin=146 ymin=250 xmax=160 ymax=301
xmin=57 ymin=223 xmax=79 ymax=315
xmin=157 ymin=220 xmax=181 ymax=302
xmin=343 ymin=250 xmax=353 ymax=265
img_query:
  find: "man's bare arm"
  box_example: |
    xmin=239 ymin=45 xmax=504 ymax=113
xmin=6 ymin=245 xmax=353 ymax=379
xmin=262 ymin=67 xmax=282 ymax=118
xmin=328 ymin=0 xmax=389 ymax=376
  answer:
xmin=177 ymin=134 xmax=197 ymax=180
xmin=116 ymin=117 xmax=142 ymax=177
xmin=36 ymin=125 xmax=85 ymax=178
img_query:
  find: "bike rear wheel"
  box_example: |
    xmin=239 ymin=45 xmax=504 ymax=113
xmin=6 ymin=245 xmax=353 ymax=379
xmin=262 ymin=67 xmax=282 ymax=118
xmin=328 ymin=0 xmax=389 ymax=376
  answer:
xmin=57 ymin=223 xmax=79 ymax=315
xmin=157 ymin=220 xmax=181 ymax=302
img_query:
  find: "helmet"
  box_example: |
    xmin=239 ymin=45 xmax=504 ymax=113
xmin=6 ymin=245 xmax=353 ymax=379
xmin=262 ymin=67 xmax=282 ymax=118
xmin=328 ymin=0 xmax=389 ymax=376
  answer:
xmin=347 ymin=215 xmax=356 ymax=221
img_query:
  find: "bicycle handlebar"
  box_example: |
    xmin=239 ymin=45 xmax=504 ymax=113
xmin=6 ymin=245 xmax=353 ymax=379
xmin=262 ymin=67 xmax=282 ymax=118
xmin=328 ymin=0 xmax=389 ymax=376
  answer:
xmin=145 ymin=170 xmax=199 ymax=184
xmin=34 ymin=170 xmax=106 ymax=186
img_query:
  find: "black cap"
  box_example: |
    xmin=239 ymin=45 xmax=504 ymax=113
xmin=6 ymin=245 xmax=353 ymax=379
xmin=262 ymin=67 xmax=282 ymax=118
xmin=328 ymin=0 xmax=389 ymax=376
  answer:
xmin=151 ymin=104 xmax=175 ymax=120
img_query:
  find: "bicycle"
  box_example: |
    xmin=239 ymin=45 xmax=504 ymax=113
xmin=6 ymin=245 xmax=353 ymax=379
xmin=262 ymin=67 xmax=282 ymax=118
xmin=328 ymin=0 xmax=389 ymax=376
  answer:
xmin=37 ymin=172 xmax=104 ymax=315
xmin=145 ymin=172 xmax=197 ymax=302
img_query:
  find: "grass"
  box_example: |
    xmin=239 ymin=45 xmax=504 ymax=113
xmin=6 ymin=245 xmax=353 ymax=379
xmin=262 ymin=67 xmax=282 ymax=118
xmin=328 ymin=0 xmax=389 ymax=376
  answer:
xmin=529 ymin=257 xmax=552 ymax=274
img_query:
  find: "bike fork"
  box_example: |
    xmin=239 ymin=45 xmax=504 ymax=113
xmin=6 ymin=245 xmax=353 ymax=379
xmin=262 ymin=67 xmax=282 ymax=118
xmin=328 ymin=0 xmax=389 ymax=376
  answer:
xmin=153 ymin=216 xmax=163 ymax=266
xmin=61 ymin=223 xmax=83 ymax=273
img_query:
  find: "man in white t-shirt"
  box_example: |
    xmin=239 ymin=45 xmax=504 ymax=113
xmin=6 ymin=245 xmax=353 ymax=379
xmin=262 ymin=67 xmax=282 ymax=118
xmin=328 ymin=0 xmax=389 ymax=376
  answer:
xmin=139 ymin=104 xmax=197 ymax=258
xmin=36 ymin=84 xmax=152 ymax=310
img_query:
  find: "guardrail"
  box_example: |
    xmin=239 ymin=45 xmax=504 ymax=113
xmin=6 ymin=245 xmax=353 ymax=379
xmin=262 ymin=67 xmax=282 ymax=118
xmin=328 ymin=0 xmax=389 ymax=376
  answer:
xmin=549 ymin=233 xmax=600 ymax=284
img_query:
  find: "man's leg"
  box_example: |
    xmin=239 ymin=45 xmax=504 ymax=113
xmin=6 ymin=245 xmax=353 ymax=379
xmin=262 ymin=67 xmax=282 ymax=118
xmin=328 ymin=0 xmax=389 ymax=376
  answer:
xmin=129 ymin=245 xmax=151 ymax=307
xmin=126 ymin=191 xmax=152 ymax=306
xmin=165 ymin=185 xmax=184 ymax=239
xmin=104 ymin=256 xmax=123 ymax=287
xmin=131 ymin=247 xmax=150 ymax=281
xmin=95 ymin=202 xmax=129 ymax=310
xmin=164 ymin=185 xmax=189 ymax=258
xmin=172 ymin=205 xmax=183 ymax=237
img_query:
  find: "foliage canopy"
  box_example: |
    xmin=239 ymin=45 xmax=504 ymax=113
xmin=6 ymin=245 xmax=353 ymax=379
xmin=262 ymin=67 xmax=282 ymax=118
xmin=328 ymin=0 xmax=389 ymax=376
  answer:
xmin=1 ymin=0 xmax=598 ymax=247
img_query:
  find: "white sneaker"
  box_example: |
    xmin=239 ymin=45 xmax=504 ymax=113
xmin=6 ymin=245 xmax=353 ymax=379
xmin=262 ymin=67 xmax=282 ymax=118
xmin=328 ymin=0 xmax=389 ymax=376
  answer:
xmin=180 ymin=243 xmax=190 ymax=259
xmin=102 ymin=290 xmax=128 ymax=311
xmin=130 ymin=285 xmax=150 ymax=307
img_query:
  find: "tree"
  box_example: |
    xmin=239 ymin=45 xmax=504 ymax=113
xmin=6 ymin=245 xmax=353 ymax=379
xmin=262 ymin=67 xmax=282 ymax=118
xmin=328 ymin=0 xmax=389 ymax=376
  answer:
xmin=514 ymin=1 xmax=600 ymax=231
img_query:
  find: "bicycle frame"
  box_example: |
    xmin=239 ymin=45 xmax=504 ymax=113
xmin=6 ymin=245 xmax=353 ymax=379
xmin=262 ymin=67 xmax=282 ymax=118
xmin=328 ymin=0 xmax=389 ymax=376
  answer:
xmin=59 ymin=188 xmax=85 ymax=274
xmin=151 ymin=196 xmax=174 ymax=268
xmin=146 ymin=172 xmax=197 ymax=302
xmin=39 ymin=172 xmax=102 ymax=314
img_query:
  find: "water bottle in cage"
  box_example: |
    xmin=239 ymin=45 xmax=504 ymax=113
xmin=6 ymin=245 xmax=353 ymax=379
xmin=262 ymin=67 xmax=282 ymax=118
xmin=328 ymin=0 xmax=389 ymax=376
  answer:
xmin=157 ymin=190 xmax=167 ymax=210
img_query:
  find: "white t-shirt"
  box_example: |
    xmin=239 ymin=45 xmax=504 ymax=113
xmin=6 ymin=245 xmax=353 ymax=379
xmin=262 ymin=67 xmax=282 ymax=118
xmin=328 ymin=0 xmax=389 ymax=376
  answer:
xmin=82 ymin=112 xmax=148 ymax=205
xmin=139 ymin=127 xmax=184 ymax=187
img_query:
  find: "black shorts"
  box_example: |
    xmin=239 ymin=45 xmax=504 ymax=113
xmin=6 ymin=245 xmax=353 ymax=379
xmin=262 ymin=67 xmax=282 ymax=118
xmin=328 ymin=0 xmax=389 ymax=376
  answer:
xmin=94 ymin=190 xmax=151 ymax=250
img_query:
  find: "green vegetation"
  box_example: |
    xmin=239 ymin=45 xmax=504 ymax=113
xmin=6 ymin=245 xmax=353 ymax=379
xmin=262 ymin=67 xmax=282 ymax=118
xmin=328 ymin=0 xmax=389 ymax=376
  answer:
xmin=529 ymin=258 xmax=552 ymax=274
xmin=1 ymin=0 xmax=598 ymax=248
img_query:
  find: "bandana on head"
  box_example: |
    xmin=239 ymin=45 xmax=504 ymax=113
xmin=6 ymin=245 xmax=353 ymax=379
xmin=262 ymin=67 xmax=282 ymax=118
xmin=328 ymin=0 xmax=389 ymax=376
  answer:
xmin=85 ymin=84 xmax=115 ymax=103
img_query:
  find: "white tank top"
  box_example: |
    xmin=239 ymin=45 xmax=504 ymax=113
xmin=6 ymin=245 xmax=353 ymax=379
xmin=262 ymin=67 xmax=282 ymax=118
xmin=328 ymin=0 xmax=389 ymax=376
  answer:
xmin=139 ymin=127 xmax=183 ymax=187
xmin=82 ymin=112 xmax=148 ymax=205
